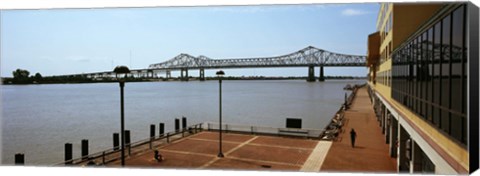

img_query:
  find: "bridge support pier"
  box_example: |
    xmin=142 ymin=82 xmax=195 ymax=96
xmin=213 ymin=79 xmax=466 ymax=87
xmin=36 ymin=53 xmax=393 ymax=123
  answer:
xmin=166 ymin=70 xmax=171 ymax=79
xmin=199 ymin=69 xmax=205 ymax=81
xmin=319 ymin=66 xmax=325 ymax=82
xmin=307 ymin=65 xmax=315 ymax=82
xmin=180 ymin=68 xmax=189 ymax=81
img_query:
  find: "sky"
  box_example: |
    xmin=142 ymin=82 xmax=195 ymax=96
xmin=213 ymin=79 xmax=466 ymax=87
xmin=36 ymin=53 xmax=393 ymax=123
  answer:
xmin=0 ymin=3 xmax=379 ymax=77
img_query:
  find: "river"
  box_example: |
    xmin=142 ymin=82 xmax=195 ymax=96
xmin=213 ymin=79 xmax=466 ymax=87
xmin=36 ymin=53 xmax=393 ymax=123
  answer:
xmin=1 ymin=79 xmax=365 ymax=165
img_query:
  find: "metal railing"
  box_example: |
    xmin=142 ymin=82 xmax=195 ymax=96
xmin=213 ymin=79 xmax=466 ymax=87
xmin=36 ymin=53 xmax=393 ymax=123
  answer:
xmin=205 ymin=122 xmax=324 ymax=139
xmin=53 ymin=123 xmax=203 ymax=166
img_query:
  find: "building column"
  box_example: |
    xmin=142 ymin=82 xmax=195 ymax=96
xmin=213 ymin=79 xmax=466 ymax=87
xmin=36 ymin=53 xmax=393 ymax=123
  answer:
xmin=385 ymin=111 xmax=391 ymax=144
xmin=399 ymin=126 xmax=410 ymax=173
xmin=199 ymin=68 xmax=205 ymax=81
xmin=411 ymin=140 xmax=424 ymax=173
xmin=390 ymin=116 xmax=398 ymax=158
xmin=319 ymin=66 xmax=325 ymax=81
xmin=307 ymin=65 xmax=315 ymax=82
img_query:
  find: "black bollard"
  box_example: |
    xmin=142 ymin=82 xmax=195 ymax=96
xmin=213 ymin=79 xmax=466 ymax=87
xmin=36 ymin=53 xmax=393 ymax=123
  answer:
xmin=175 ymin=118 xmax=180 ymax=132
xmin=159 ymin=123 xmax=165 ymax=137
xmin=113 ymin=133 xmax=119 ymax=150
xmin=182 ymin=117 xmax=187 ymax=129
xmin=81 ymin=139 xmax=89 ymax=160
xmin=65 ymin=143 xmax=73 ymax=165
xmin=150 ymin=124 xmax=155 ymax=139
xmin=15 ymin=153 xmax=24 ymax=165
xmin=125 ymin=130 xmax=131 ymax=146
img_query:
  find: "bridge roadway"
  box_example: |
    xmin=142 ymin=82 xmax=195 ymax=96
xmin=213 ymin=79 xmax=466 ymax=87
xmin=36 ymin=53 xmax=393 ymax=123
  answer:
xmin=63 ymin=46 xmax=366 ymax=82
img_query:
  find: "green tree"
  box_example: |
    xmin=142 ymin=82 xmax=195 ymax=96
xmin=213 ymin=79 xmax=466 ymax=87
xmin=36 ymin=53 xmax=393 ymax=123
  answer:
xmin=34 ymin=72 xmax=42 ymax=82
xmin=12 ymin=69 xmax=32 ymax=84
xmin=12 ymin=69 xmax=29 ymax=79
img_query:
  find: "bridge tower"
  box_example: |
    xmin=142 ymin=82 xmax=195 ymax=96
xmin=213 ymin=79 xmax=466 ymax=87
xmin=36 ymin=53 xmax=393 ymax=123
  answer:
xmin=319 ymin=66 xmax=325 ymax=82
xmin=307 ymin=65 xmax=315 ymax=82
xmin=199 ymin=69 xmax=205 ymax=81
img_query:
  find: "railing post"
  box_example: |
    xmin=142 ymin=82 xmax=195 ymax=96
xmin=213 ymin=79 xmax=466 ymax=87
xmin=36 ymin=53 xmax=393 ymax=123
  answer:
xmin=150 ymin=124 xmax=156 ymax=140
xmin=81 ymin=139 xmax=89 ymax=160
xmin=102 ymin=151 xmax=105 ymax=165
xmin=167 ymin=133 xmax=170 ymax=143
xmin=65 ymin=143 xmax=73 ymax=165
xmin=15 ymin=153 xmax=24 ymax=165
xmin=182 ymin=116 xmax=187 ymax=129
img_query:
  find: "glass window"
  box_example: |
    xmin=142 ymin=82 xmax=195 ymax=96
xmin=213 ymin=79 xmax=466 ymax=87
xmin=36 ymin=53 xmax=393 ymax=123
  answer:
xmin=433 ymin=22 xmax=441 ymax=106
xmin=441 ymin=15 xmax=451 ymax=109
xmin=451 ymin=6 xmax=464 ymax=113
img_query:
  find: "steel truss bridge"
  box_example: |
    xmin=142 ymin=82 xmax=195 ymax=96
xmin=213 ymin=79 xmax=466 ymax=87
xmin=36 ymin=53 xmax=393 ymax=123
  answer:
xmin=71 ymin=46 xmax=366 ymax=82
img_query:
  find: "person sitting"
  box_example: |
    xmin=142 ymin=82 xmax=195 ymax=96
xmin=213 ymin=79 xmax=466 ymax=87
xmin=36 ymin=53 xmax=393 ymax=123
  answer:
xmin=154 ymin=150 xmax=164 ymax=162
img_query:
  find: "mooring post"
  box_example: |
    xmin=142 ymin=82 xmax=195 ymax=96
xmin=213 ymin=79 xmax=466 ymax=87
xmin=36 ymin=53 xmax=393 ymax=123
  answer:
xmin=175 ymin=118 xmax=180 ymax=132
xmin=113 ymin=133 xmax=119 ymax=150
xmin=15 ymin=153 xmax=25 ymax=165
xmin=81 ymin=139 xmax=89 ymax=160
xmin=159 ymin=123 xmax=165 ymax=137
xmin=65 ymin=143 xmax=73 ymax=165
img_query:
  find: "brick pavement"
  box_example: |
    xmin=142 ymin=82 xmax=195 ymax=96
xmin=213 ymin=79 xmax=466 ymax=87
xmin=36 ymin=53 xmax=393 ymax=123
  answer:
xmin=320 ymin=87 xmax=397 ymax=173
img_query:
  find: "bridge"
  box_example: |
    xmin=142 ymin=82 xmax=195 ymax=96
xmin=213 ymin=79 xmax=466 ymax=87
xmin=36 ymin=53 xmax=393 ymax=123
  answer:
xmin=72 ymin=46 xmax=366 ymax=82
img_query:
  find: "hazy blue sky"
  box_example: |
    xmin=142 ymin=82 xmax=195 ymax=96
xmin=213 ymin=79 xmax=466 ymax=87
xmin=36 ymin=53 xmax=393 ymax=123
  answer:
xmin=1 ymin=3 xmax=379 ymax=77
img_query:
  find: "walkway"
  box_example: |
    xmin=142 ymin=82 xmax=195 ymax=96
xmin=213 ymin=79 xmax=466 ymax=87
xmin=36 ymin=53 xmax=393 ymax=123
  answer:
xmin=320 ymin=87 xmax=397 ymax=173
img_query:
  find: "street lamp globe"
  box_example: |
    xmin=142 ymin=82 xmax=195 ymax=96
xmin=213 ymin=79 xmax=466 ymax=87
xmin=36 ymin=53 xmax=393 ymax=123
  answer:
xmin=113 ymin=65 xmax=131 ymax=81
xmin=216 ymin=70 xmax=225 ymax=77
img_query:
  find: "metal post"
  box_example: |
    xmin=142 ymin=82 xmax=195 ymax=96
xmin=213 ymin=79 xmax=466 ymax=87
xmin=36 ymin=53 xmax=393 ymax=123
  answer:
xmin=81 ymin=139 xmax=89 ymax=160
xmin=15 ymin=153 xmax=24 ymax=165
xmin=65 ymin=143 xmax=73 ymax=165
xmin=218 ymin=78 xmax=224 ymax=157
xmin=120 ymin=81 xmax=125 ymax=166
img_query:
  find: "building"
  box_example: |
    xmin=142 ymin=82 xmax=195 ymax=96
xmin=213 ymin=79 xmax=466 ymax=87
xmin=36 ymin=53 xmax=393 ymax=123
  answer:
xmin=367 ymin=2 xmax=478 ymax=174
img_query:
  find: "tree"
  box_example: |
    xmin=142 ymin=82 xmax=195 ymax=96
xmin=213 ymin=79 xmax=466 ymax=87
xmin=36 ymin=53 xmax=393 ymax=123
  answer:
xmin=34 ymin=72 xmax=43 ymax=82
xmin=12 ymin=69 xmax=31 ymax=84
xmin=12 ymin=69 xmax=29 ymax=79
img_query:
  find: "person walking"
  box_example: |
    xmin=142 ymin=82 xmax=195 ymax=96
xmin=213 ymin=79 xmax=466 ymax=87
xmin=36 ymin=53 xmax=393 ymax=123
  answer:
xmin=350 ymin=128 xmax=357 ymax=148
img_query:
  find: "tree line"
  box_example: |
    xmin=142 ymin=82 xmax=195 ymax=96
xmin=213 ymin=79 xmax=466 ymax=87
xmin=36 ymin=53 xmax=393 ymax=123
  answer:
xmin=2 ymin=68 xmax=366 ymax=84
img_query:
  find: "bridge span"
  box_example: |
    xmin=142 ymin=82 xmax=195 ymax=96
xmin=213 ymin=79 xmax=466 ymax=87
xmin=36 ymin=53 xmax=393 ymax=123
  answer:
xmin=68 ymin=46 xmax=366 ymax=82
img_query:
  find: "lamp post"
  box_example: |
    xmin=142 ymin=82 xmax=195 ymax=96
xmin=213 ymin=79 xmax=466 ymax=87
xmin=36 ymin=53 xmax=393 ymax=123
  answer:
xmin=216 ymin=70 xmax=225 ymax=158
xmin=113 ymin=65 xmax=130 ymax=166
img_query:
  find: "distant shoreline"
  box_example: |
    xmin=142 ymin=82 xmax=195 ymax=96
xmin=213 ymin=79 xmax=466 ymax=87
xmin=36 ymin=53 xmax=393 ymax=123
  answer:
xmin=1 ymin=76 xmax=367 ymax=85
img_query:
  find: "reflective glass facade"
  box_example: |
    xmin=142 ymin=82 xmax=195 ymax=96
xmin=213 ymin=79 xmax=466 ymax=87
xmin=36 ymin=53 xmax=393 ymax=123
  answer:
xmin=391 ymin=5 xmax=467 ymax=145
